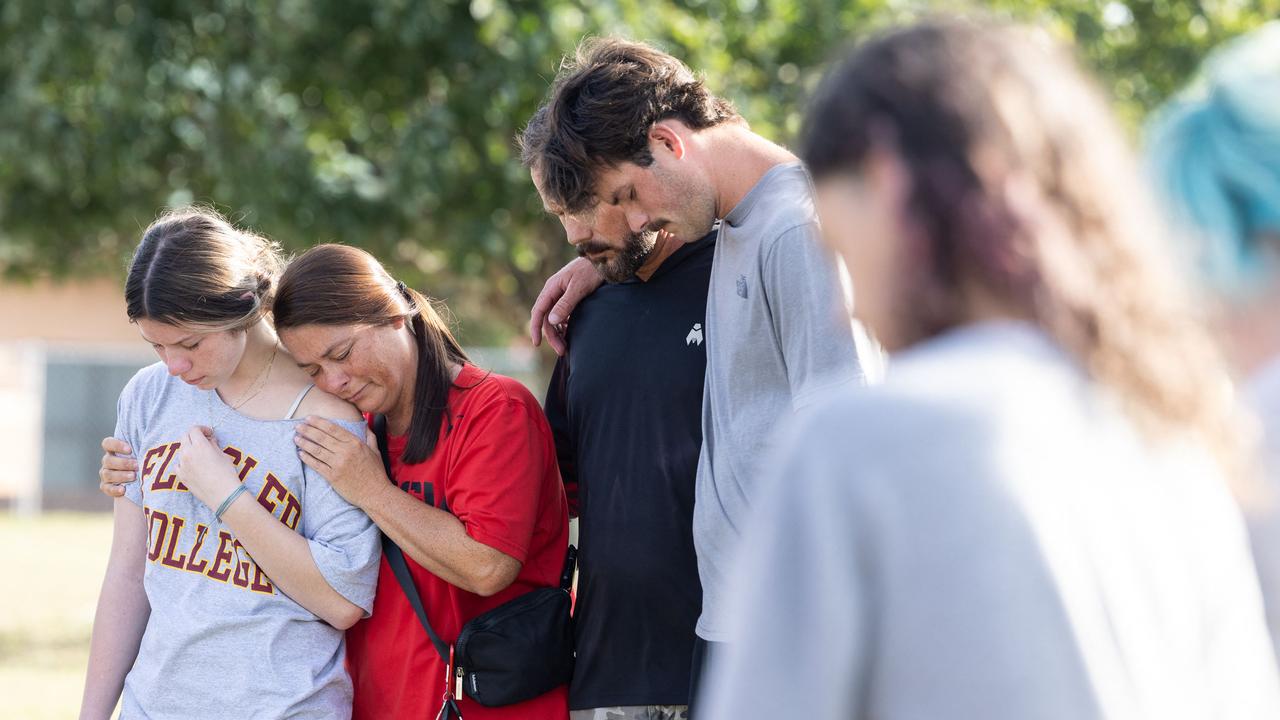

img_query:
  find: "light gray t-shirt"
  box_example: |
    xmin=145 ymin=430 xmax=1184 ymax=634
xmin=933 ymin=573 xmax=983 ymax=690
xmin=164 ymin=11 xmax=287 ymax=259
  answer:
xmin=702 ymin=322 xmax=1280 ymax=719
xmin=116 ymin=362 xmax=381 ymax=719
xmin=695 ymin=162 xmax=874 ymax=640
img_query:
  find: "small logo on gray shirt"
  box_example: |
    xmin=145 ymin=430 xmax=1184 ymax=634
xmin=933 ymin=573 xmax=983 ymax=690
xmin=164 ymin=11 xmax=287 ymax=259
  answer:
xmin=686 ymin=323 xmax=704 ymax=346
xmin=736 ymin=275 xmax=748 ymax=298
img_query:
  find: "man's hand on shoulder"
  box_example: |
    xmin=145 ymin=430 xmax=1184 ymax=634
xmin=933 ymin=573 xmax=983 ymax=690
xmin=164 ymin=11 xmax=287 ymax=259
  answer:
xmin=529 ymin=257 xmax=603 ymax=356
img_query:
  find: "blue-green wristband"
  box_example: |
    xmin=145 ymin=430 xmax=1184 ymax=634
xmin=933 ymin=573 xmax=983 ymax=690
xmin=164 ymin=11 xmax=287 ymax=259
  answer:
xmin=214 ymin=484 xmax=250 ymax=522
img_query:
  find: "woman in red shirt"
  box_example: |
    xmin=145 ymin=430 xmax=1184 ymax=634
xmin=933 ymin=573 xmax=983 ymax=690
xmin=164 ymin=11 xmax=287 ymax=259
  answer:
xmin=273 ymin=244 xmax=570 ymax=720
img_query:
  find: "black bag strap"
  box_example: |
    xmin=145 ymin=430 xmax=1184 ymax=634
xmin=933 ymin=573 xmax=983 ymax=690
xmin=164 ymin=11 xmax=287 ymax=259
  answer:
xmin=560 ymin=544 xmax=577 ymax=593
xmin=373 ymin=413 xmax=451 ymax=664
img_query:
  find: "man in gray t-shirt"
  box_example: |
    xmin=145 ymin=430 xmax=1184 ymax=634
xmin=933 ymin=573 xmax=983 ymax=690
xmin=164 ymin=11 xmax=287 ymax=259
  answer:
xmin=529 ymin=38 xmax=876 ymax=702
xmin=693 ymin=162 xmax=872 ymax=641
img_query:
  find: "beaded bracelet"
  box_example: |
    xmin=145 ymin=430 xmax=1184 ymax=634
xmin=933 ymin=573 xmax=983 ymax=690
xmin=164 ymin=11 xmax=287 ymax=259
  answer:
xmin=214 ymin=484 xmax=251 ymax=522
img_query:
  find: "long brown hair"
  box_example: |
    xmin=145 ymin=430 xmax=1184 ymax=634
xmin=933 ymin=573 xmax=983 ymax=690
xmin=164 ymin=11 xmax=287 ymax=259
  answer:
xmin=802 ymin=19 xmax=1250 ymax=486
xmin=126 ymin=205 xmax=282 ymax=331
xmin=272 ymin=244 xmax=470 ymax=464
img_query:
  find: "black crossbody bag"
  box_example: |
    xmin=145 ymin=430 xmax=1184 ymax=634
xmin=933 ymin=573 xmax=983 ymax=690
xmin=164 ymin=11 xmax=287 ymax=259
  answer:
xmin=373 ymin=414 xmax=576 ymax=711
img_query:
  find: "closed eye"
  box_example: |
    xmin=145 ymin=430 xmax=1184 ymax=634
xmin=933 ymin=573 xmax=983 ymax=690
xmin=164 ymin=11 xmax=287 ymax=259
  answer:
xmin=333 ymin=343 xmax=354 ymax=362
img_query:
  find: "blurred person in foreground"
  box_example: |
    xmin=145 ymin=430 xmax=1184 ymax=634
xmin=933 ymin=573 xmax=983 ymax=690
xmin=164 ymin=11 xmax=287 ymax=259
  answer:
xmin=700 ymin=18 xmax=1280 ymax=720
xmin=1146 ymin=20 xmax=1280 ymax=667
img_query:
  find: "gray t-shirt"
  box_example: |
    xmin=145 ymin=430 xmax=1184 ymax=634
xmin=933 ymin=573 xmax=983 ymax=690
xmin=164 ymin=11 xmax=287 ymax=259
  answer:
xmin=116 ymin=362 xmax=381 ymax=719
xmin=702 ymin=322 xmax=1280 ymax=719
xmin=695 ymin=162 xmax=874 ymax=640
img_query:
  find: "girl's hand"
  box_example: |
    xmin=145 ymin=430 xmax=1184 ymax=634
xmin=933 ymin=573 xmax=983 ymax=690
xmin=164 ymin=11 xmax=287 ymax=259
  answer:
xmin=294 ymin=417 xmax=388 ymax=508
xmin=175 ymin=426 xmax=242 ymax=510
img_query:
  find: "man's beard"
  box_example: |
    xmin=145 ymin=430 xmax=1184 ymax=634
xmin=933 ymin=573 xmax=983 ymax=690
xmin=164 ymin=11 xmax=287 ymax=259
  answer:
xmin=578 ymin=230 xmax=658 ymax=283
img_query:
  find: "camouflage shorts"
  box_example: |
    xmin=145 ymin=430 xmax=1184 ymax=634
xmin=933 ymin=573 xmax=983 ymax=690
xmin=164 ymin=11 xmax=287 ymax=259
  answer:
xmin=571 ymin=706 xmax=690 ymax=720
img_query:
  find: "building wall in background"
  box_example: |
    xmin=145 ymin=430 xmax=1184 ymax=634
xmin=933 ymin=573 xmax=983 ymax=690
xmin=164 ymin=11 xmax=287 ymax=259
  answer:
xmin=0 ymin=278 xmax=136 ymax=344
xmin=2 ymin=279 xmax=144 ymax=512
xmin=40 ymin=349 xmax=151 ymax=512
xmin=0 ymin=344 xmax=45 ymax=514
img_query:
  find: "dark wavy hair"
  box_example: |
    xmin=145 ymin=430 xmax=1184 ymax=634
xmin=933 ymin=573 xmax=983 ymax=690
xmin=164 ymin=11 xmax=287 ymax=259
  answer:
xmin=272 ymin=244 xmax=470 ymax=464
xmin=538 ymin=37 xmax=738 ymax=213
xmin=803 ymin=18 xmax=1249 ymax=486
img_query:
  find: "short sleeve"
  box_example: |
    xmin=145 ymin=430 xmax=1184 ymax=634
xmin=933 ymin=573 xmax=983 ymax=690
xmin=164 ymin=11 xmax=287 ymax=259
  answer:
xmin=543 ymin=355 xmax=579 ymax=517
xmin=115 ymin=371 xmax=146 ymax=508
xmin=299 ymin=419 xmax=382 ymax=614
xmin=761 ymin=223 xmax=870 ymax=411
xmin=444 ymin=394 xmax=549 ymax=564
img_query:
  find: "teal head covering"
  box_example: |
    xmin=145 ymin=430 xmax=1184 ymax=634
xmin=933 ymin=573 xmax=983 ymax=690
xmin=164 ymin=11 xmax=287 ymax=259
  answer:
xmin=1146 ymin=22 xmax=1280 ymax=295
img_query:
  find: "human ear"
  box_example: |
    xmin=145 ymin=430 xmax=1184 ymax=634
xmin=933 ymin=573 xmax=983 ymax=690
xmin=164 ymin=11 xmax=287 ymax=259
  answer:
xmin=649 ymin=122 xmax=687 ymax=160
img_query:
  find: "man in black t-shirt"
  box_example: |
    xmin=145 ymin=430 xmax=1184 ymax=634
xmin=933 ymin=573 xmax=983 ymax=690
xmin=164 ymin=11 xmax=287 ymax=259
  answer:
xmin=522 ymin=107 xmax=710 ymax=720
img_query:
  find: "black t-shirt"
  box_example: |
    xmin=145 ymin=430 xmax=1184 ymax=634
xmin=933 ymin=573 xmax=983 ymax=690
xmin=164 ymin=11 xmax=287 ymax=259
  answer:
xmin=544 ymin=232 xmax=714 ymax=709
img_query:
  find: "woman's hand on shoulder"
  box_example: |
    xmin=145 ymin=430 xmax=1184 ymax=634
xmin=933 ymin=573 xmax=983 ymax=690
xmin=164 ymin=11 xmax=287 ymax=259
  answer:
xmin=99 ymin=437 xmax=137 ymax=498
xmin=294 ymin=416 xmax=386 ymax=508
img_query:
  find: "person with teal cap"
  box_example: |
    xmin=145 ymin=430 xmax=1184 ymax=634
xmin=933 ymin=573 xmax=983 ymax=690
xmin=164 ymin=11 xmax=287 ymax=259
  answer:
xmin=1147 ymin=20 xmax=1280 ymax=668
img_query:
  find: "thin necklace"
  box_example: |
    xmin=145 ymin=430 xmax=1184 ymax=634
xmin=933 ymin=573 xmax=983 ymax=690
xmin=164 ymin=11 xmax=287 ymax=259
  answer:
xmin=208 ymin=345 xmax=277 ymax=429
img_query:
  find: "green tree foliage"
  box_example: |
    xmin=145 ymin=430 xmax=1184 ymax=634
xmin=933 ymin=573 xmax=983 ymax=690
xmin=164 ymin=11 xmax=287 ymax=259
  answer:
xmin=1 ymin=0 xmax=1275 ymax=342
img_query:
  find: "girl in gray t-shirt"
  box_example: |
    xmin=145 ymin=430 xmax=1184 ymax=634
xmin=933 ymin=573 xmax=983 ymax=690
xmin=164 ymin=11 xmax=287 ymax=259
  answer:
xmin=81 ymin=208 xmax=381 ymax=719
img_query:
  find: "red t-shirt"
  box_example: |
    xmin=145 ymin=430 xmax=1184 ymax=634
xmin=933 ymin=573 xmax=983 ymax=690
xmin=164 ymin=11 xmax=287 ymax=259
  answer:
xmin=347 ymin=364 xmax=570 ymax=720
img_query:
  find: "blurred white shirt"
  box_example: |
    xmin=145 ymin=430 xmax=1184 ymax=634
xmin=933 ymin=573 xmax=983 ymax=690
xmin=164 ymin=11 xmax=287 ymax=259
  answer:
xmin=701 ymin=321 xmax=1280 ymax=720
xmin=1246 ymin=355 xmax=1280 ymax=668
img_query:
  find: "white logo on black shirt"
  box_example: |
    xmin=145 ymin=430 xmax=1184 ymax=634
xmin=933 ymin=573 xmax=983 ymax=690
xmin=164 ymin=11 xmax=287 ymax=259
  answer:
xmin=686 ymin=323 xmax=704 ymax=346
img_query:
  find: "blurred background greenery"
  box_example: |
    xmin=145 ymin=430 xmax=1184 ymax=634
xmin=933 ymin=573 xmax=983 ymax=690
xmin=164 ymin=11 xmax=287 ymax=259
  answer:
xmin=3 ymin=0 xmax=1277 ymax=345
xmin=2 ymin=2 xmax=1279 ymax=717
